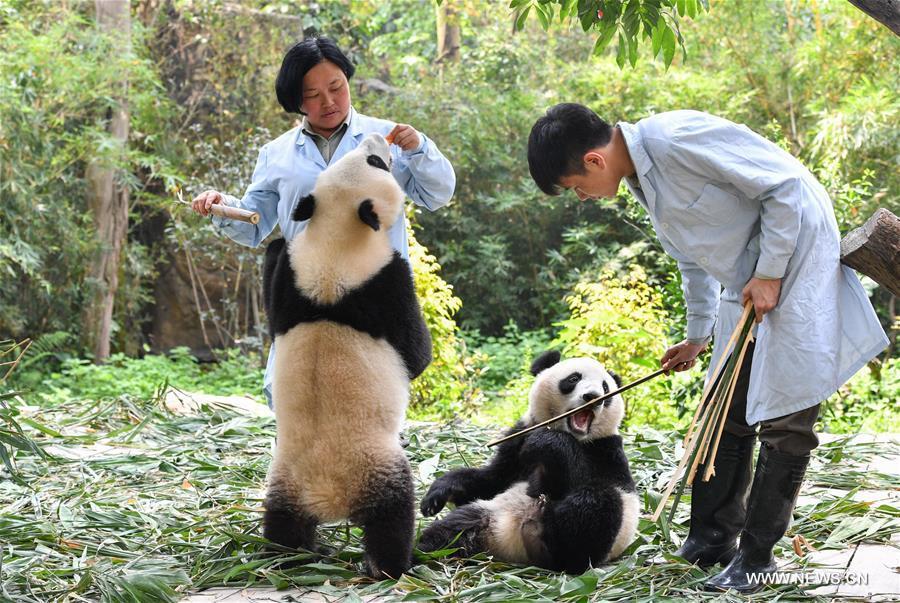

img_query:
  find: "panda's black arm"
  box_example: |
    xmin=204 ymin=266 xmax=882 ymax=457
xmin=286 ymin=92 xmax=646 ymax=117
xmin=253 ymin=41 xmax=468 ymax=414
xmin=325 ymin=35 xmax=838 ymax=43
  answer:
xmin=397 ymin=303 xmax=432 ymax=380
xmin=262 ymin=238 xmax=287 ymax=335
xmin=420 ymin=421 xmax=528 ymax=517
xmin=262 ymin=239 xmax=285 ymax=313
xmin=520 ymin=430 xmax=582 ymax=500
xmin=379 ymin=255 xmax=432 ymax=379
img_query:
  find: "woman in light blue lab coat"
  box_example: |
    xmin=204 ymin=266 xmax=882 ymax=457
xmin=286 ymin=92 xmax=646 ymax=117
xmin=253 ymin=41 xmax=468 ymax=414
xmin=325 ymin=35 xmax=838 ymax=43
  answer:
xmin=527 ymin=104 xmax=888 ymax=593
xmin=192 ymin=37 xmax=455 ymax=406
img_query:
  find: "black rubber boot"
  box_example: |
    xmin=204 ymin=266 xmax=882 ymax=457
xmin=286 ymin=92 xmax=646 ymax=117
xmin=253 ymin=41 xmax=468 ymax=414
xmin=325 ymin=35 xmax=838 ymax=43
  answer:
xmin=674 ymin=431 xmax=755 ymax=567
xmin=706 ymin=444 xmax=810 ymax=593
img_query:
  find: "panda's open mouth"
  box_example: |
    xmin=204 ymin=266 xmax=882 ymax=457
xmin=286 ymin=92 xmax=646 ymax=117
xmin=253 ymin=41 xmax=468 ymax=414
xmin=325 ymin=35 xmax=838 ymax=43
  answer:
xmin=568 ymin=408 xmax=595 ymax=435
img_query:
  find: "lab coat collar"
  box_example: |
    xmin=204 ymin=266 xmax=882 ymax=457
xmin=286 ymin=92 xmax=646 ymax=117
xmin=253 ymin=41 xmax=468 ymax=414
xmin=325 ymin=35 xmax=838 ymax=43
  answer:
xmin=295 ymin=108 xmax=360 ymax=169
xmin=295 ymin=107 xmax=359 ymax=147
xmin=617 ymin=121 xmax=657 ymax=210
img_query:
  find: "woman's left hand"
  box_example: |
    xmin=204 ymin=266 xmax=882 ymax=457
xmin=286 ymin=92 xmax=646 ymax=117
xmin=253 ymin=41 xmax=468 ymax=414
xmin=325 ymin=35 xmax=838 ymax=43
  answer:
xmin=387 ymin=124 xmax=421 ymax=151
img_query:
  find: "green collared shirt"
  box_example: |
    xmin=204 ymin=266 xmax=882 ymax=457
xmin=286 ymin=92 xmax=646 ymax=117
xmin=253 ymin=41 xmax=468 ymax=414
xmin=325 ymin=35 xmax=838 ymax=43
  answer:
xmin=301 ymin=114 xmax=351 ymax=164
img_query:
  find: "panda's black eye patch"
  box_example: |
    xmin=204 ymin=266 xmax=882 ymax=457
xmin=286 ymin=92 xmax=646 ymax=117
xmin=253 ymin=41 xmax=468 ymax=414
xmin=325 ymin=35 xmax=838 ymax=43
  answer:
xmin=559 ymin=372 xmax=581 ymax=395
xmin=367 ymin=154 xmax=390 ymax=172
xmin=603 ymin=381 xmax=610 ymax=394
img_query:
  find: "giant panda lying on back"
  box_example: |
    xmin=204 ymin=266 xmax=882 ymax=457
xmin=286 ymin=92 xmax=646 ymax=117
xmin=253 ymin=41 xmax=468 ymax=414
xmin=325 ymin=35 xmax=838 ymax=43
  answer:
xmin=261 ymin=133 xmax=431 ymax=579
xmin=419 ymin=351 xmax=639 ymax=573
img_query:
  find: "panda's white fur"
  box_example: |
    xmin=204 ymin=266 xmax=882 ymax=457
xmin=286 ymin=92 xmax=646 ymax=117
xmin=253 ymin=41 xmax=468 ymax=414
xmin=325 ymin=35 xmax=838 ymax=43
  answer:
xmin=420 ymin=352 xmax=639 ymax=572
xmin=526 ymin=357 xmax=627 ymax=442
xmin=262 ymin=134 xmax=432 ymax=579
xmin=271 ymin=323 xmax=408 ymax=520
xmin=289 ymin=135 xmax=402 ymax=305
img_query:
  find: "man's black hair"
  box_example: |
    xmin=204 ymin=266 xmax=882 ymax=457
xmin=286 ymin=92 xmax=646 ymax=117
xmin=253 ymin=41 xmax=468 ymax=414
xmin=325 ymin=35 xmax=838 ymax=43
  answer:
xmin=275 ymin=36 xmax=356 ymax=115
xmin=527 ymin=103 xmax=614 ymax=196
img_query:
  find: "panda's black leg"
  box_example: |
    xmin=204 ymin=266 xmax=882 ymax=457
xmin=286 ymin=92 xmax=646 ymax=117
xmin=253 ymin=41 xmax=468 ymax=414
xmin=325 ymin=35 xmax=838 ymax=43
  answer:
xmin=263 ymin=479 xmax=318 ymax=553
xmin=351 ymin=459 xmax=415 ymax=579
xmin=419 ymin=504 xmax=490 ymax=557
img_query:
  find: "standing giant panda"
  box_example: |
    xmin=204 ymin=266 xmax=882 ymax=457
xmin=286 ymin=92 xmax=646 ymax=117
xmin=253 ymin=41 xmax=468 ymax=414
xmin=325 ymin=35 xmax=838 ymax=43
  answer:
xmin=262 ymin=133 xmax=432 ymax=578
xmin=419 ymin=351 xmax=639 ymax=573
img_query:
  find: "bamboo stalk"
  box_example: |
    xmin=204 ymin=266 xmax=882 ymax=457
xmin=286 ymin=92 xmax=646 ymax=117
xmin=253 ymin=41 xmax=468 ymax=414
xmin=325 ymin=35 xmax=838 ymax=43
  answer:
xmin=651 ymin=302 xmax=755 ymax=522
xmin=682 ymin=303 xmax=754 ymax=446
xmin=702 ymin=328 xmax=755 ymax=481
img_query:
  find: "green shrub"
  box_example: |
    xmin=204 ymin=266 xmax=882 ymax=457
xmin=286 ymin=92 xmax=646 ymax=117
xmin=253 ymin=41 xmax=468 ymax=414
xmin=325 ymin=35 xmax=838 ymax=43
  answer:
xmin=26 ymin=347 xmax=264 ymax=406
xmin=407 ymin=218 xmax=483 ymax=419
xmin=821 ymin=358 xmax=900 ymax=434
xmin=463 ymin=325 xmax=553 ymax=427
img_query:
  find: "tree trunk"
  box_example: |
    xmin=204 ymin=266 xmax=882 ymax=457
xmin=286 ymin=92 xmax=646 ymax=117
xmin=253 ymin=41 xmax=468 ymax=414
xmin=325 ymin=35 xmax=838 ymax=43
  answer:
xmin=840 ymin=208 xmax=900 ymax=296
xmin=847 ymin=0 xmax=900 ymax=36
xmin=83 ymin=0 xmax=131 ymax=362
xmin=436 ymin=1 xmax=461 ymax=63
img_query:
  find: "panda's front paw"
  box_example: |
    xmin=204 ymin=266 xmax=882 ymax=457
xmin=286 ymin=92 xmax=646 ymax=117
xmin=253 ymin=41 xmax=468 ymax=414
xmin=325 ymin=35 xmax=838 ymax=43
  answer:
xmin=420 ymin=477 xmax=459 ymax=517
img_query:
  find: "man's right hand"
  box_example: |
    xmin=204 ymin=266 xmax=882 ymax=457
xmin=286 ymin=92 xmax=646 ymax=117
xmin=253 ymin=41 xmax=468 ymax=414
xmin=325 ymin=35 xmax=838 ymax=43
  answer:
xmin=191 ymin=190 xmax=224 ymax=216
xmin=660 ymin=339 xmax=708 ymax=373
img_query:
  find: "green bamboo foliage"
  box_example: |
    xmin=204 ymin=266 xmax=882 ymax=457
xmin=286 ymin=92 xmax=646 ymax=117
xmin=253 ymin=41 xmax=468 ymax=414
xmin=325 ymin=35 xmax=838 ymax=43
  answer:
xmin=0 ymin=340 xmax=50 ymax=484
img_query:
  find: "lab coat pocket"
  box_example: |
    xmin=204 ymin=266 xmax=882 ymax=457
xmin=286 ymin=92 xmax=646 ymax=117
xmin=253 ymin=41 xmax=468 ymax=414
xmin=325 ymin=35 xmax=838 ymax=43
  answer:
xmin=686 ymin=183 xmax=740 ymax=226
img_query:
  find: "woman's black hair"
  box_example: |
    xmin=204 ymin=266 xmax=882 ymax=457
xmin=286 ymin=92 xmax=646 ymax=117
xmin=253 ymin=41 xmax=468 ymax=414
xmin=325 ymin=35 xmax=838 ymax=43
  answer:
xmin=275 ymin=36 xmax=356 ymax=114
xmin=527 ymin=103 xmax=613 ymax=196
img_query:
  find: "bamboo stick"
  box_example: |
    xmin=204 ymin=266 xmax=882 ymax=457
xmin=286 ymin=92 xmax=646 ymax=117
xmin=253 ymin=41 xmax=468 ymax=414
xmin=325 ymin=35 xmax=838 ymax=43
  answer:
xmin=702 ymin=328 xmax=755 ymax=481
xmin=651 ymin=302 xmax=755 ymax=522
xmin=682 ymin=302 xmax=754 ymax=445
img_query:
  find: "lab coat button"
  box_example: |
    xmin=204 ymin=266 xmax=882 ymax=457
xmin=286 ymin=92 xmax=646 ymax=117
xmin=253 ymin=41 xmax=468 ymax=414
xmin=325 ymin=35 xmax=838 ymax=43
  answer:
xmin=661 ymin=222 xmax=669 ymax=230
xmin=700 ymin=257 xmax=709 ymax=265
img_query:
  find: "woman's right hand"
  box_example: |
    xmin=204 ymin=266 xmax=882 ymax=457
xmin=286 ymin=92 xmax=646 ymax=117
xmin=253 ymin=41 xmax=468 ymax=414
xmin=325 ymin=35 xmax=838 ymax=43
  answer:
xmin=191 ymin=190 xmax=224 ymax=216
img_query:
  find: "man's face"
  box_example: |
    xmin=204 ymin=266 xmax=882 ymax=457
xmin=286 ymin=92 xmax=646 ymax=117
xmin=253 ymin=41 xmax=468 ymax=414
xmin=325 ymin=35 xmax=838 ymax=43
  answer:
xmin=300 ymin=60 xmax=351 ymax=136
xmin=557 ymin=152 xmax=619 ymax=200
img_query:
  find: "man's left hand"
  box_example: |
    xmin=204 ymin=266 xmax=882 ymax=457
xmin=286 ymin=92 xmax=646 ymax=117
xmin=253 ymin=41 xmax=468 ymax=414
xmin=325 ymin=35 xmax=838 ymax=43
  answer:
xmin=742 ymin=277 xmax=782 ymax=323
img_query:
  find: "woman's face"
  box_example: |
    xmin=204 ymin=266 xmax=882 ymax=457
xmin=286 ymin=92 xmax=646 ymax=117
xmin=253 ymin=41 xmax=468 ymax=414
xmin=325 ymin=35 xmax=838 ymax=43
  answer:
xmin=300 ymin=60 xmax=351 ymax=136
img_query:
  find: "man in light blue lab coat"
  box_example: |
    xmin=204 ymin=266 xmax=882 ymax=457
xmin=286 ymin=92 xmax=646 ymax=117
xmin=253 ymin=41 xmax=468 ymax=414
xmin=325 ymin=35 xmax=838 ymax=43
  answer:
xmin=527 ymin=103 xmax=888 ymax=593
xmin=192 ymin=37 xmax=455 ymax=406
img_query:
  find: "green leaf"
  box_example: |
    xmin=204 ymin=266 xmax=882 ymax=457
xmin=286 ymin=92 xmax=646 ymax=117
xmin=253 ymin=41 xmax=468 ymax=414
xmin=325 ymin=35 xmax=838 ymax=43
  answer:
xmin=676 ymin=0 xmax=686 ymax=16
xmin=662 ymin=26 xmax=677 ymax=69
xmin=536 ymin=3 xmax=551 ymax=30
xmin=686 ymin=0 xmax=698 ymax=18
xmin=616 ymin=33 xmax=626 ymax=69
xmin=579 ymin=5 xmax=594 ymax=31
xmin=651 ymin=18 xmax=665 ymax=57
xmin=508 ymin=0 xmax=530 ymax=8
xmin=514 ymin=5 xmax=532 ymax=31
xmin=592 ymin=23 xmax=617 ymax=56
xmin=628 ymin=32 xmax=639 ymax=67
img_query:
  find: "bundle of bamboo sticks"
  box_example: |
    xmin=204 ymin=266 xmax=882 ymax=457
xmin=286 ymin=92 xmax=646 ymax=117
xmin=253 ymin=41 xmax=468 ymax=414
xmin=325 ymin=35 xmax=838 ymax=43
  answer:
xmin=651 ymin=302 xmax=756 ymax=523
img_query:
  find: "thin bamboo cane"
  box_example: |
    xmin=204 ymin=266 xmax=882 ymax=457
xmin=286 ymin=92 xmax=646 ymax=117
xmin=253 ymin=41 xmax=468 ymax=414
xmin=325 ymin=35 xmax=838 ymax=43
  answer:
xmin=694 ymin=317 xmax=753 ymax=472
xmin=651 ymin=302 xmax=755 ymax=522
xmin=653 ymin=389 xmax=722 ymax=522
xmin=681 ymin=303 xmax=754 ymax=446
xmin=702 ymin=329 xmax=755 ymax=481
xmin=689 ymin=385 xmax=729 ymax=484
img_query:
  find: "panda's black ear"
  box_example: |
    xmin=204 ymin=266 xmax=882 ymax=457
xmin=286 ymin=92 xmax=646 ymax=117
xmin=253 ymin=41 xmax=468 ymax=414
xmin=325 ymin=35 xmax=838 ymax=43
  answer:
xmin=608 ymin=370 xmax=622 ymax=388
xmin=358 ymin=199 xmax=380 ymax=231
xmin=293 ymin=194 xmax=315 ymax=221
xmin=530 ymin=350 xmax=561 ymax=376
xmin=367 ymin=154 xmax=390 ymax=172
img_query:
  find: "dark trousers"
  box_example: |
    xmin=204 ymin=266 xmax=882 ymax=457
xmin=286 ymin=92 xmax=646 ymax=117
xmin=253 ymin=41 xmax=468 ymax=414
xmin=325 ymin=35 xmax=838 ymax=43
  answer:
xmin=723 ymin=342 xmax=820 ymax=456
